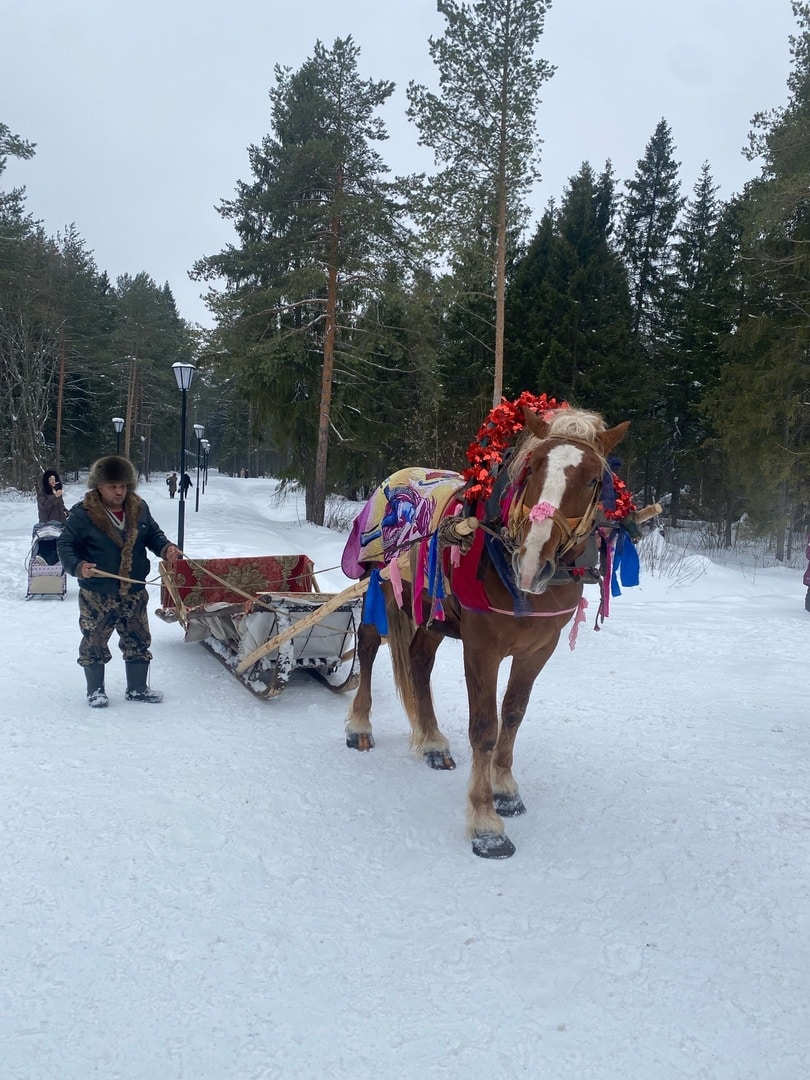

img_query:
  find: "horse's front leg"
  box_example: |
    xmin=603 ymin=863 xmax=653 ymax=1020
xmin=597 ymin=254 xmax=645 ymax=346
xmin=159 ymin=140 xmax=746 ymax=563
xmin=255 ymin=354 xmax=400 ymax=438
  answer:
xmin=345 ymin=621 xmax=381 ymax=751
xmin=410 ymin=627 xmax=455 ymax=770
xmin=463 ymin=645 xmax=515 ymax=858
xmin=491 ymin=652 xmax=552 ymax=818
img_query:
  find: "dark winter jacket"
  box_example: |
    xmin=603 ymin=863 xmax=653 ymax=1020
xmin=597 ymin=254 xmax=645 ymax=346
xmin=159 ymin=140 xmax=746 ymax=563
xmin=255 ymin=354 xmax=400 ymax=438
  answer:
xmin=804 ymin=536 xmax=810 ymax=587
xmin=37 ymin=471 xmax=69 ymax=524
xmin=37 ymin=490 xmax=69 ymax=524
xmin=57 ymin=490 xmax=173 ymax=596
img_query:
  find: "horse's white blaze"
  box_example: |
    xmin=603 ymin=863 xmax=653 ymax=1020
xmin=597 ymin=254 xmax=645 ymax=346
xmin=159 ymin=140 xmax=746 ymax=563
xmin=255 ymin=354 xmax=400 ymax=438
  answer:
xmin=519 ymin=444 xmax=584 ymax=591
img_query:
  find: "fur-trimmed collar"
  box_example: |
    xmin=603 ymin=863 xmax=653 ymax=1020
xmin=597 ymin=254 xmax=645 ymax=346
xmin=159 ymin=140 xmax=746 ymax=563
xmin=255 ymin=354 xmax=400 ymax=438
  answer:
xmin=83 ymin=489 xmax=142 ymax=594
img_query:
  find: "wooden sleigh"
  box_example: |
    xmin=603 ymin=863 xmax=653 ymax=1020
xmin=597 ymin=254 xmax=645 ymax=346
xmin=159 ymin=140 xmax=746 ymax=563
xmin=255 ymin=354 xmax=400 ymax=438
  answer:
xmin=156 ymin=554 xmax=366 ymax=698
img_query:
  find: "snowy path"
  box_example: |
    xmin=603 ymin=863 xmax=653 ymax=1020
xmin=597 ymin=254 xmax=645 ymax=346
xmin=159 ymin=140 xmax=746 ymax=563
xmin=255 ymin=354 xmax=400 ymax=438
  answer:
xmin=2 ymin=477 xmax=808 ymax=1079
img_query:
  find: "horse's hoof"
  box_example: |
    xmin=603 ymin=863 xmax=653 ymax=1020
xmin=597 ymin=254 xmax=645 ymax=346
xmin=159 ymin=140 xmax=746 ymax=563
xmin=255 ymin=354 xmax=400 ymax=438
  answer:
xmin=471 ymin=830 xmax=516 ymax=859
xmin=493 ymin=792 xmax=527 ymax=817
xmin=423 ymin=749 xmax=456 ymax=770
xmin=346 ymin=731 xmax=375 ymax=751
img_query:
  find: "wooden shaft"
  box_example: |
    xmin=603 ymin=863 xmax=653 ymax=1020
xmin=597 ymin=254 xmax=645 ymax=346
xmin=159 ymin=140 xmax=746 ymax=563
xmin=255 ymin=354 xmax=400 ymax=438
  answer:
xmin=234 ymin=578 xmax=370 ymax=674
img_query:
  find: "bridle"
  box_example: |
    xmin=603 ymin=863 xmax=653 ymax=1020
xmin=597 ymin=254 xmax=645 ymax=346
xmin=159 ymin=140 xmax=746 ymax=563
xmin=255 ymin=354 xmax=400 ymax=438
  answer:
xmin=501 ymin=435 xmax=607 ymax=561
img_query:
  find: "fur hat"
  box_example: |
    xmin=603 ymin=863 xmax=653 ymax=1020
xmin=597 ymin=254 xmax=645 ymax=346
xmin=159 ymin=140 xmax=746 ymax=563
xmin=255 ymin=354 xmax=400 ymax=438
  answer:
xmin=41 ymin=469 xmax=62 ymax=494
xmin=88 ymin=455 xmax=138 ymax=490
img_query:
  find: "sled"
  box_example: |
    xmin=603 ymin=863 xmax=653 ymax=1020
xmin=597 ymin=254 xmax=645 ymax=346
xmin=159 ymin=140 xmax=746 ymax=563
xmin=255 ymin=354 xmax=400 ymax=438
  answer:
xmin=25 ymin=520 xmax=67 ymax=600
xmin=156 ymin=554 xmax=366 ymax=698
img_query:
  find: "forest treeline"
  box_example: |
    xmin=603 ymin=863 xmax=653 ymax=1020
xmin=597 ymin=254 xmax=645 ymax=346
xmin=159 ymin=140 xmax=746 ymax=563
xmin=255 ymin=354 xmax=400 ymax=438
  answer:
xmin=2 ymin=0 xmax=809 ymax=555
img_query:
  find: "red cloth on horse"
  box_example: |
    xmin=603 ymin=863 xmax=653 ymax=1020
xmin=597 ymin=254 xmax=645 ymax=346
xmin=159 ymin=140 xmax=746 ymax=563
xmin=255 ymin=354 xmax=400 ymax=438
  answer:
xmin=444 ymin=503 xmax=492 ymax=612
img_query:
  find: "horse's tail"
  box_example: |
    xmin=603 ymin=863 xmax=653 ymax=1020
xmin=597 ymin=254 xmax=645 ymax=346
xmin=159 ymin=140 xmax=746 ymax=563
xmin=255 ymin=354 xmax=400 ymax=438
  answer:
xmin=384 ymin=592 xmax=419 ymax=732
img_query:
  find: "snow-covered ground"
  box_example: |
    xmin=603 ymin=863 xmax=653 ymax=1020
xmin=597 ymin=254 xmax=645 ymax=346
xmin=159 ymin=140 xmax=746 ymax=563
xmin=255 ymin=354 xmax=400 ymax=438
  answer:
xmin=2 ymin=473 xmax=808 ymax=1080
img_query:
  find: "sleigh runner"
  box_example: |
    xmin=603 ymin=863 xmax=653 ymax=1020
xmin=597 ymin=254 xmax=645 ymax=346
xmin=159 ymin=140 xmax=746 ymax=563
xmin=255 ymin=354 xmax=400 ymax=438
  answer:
xmin=156 ymin=554 xmax=365 ymax=698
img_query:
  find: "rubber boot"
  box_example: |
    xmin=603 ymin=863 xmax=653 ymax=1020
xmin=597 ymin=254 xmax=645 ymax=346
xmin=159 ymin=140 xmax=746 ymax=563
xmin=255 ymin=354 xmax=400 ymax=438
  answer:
xmin=124 ymin=661 xmax=164 ymax=703
xmin=84 ymin=663 xmax=109 ymax=708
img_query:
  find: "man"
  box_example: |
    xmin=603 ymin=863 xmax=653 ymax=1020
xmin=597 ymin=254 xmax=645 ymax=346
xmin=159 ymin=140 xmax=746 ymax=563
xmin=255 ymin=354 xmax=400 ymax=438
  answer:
xmin=179 ymin=471 xmax=192 ymax=499
xmin=58 ymin=455 xmax=180 ymax=708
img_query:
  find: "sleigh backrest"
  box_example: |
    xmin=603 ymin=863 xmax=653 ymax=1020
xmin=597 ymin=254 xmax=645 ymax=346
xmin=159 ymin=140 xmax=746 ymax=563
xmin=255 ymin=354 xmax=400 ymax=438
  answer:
xmin=158 ymin=554 xmax=315 ymax=619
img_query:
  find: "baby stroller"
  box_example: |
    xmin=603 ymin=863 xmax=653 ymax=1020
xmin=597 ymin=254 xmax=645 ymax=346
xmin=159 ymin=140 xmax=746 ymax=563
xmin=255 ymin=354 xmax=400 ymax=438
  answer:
xmin=25 ymin=520 xmax=67 ymax=600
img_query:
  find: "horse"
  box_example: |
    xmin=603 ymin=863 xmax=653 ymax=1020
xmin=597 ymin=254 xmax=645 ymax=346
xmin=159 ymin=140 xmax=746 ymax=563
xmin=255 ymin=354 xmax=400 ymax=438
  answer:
xmin=342 ymin=405 xmax=630 ymax=858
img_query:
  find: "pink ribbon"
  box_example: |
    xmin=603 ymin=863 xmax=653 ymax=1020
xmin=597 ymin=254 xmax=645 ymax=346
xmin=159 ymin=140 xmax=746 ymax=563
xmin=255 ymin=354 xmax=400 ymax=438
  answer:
xmin=528 ymin=501 xmax=557 ymax=523
xmin=388 ymin=557 xmax=403 ymax=608
xmin=568 ymin=595 xmax=588 ymax=651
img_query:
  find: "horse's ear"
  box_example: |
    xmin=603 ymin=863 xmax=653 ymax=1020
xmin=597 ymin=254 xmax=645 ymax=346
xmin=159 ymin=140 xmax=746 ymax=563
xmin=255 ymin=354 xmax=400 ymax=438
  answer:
xmin=522 ymin=406 xmax=549 ymax=440
xmin=598 ymin=421 xmax=630 ymax=454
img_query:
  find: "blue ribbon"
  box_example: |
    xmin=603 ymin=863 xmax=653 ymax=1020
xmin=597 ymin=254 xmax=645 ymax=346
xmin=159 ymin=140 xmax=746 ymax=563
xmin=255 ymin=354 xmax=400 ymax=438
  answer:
xmin=610 ymin=525 xmax=640 ymax=597
xmin=426 ymin=531 xmax=445 ymax=618
xmin=362 ymin=568 xmax=389 ymax=634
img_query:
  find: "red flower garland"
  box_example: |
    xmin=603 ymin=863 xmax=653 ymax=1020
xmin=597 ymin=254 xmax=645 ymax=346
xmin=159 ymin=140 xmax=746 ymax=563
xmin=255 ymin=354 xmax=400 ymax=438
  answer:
xmin=461 ymin=392 xmax=565 ymax=502
xmin=601 ymin=475 xmax=636 ymax=521
xmin=461 ymin=392 xmax=636 ymax=520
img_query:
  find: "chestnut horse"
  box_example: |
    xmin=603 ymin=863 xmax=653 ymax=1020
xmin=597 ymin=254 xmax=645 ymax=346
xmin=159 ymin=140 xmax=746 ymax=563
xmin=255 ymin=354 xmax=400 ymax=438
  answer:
xmin=344 ymin=406 xmax=630 ymax=858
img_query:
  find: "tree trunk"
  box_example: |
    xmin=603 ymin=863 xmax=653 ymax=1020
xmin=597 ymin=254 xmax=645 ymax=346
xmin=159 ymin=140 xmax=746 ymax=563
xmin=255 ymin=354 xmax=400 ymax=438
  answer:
xmin=492 ymin=18 xmax=510 ymax=409
xmin=55 ymin=326 xmax=66 ymax=469
xmin=312 ymin=216 xmax=340 ymax=526
xmin=493 ymin=184 xmax=507 ymax=407
xmin=125 ymin=355 xmax=138 ymax=460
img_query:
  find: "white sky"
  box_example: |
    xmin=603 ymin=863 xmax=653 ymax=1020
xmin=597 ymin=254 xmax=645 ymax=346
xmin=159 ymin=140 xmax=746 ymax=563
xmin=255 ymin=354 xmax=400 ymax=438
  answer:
xmin=3 ymin=473 xmax=809 ymax=1077
xmin=1 ymin=0 xmax=797 ymax=327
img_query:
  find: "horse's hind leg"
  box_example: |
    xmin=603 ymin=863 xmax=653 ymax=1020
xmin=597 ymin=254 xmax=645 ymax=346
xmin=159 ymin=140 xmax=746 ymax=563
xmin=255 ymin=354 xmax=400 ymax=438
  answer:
xmin=409 ymin=627 xmax=455 ymax=770
xmin=345 ymin=621 xmax=381 ymax=751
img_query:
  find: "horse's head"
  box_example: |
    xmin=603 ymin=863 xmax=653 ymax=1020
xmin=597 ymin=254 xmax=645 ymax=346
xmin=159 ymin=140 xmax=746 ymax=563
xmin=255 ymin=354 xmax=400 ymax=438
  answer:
xmin=507 ymin=407 xmax=630 ymax=595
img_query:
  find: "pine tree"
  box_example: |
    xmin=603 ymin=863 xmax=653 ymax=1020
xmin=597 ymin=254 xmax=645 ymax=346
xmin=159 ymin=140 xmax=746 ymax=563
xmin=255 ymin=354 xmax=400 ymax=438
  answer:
xmin=193 ymin=37 xmax=404 ymax=524
xmin=326 ymin=264 xmax=445 ymax=493
xmin=407 ymin=0 xmax=554 ymax=407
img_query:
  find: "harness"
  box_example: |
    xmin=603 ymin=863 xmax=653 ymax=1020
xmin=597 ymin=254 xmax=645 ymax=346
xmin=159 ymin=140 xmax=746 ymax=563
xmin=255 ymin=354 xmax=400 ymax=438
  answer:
xmin=482 ymin=434 xmax=607 ymax=564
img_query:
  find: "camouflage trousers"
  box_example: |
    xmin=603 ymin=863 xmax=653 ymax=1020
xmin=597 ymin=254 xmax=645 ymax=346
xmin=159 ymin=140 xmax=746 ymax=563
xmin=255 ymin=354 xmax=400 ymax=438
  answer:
xmin=77 ymin=587 xmax=153 ymax=667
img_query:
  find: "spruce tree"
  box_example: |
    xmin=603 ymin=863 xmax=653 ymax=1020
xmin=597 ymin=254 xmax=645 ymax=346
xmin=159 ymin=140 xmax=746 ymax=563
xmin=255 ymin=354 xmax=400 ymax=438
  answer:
xmin=664 ymin=164 xmax=729 ymax=524
xmin=705 ymin=3 xmax=810 ymax=553
xmin=505 ymin=163 xmax=635 ymax=430
xmin=111 ymin=272 xmax=195 ymax=477
xmin=619 ymin=119 xmax=684 ymax=501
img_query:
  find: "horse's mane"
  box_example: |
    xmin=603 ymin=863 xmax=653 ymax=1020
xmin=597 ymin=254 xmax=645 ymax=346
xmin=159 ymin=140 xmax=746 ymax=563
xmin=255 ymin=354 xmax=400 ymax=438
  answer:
xmin=508 ymin=407 xmax=606 ymax=481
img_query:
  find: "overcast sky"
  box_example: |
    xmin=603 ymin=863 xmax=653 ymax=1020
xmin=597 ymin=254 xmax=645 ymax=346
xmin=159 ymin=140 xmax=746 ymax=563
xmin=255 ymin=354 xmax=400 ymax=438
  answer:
xmin=1 ymin=0 xmax=798 ymax=328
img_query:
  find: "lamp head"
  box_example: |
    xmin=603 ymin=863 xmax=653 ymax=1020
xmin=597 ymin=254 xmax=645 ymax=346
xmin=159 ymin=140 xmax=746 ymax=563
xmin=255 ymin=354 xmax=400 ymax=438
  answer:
xmin=172 ymin=362 xmax=196 ymax=391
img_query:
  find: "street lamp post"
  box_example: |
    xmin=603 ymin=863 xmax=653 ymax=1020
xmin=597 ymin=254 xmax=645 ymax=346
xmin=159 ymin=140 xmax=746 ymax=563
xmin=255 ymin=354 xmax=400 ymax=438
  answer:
xmin=193 ymin=423 xmax=204 ymax=512
xmin=172 ymin=362 xmax=196 ymax=550
xmin=112 ymin=416 xmax=125 ymax=455
xmin=201 ymin=440 xmax=210 ymax=493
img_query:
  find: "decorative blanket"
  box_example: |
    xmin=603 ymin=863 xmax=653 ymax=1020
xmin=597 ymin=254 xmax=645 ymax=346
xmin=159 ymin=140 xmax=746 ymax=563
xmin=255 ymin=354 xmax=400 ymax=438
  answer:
xmin=342 ymin=468 xmax=466 ymax=578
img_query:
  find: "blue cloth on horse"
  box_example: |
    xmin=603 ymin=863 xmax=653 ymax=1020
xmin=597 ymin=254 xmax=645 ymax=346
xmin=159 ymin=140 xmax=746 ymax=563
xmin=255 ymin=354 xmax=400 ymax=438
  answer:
xmin=426 ymin=530 xmax=445 ymax=619
xmin=483 ymin=531 xmax=533 ymax=615
xmin=610 ymin=525 xmax=640 ymax=597
xmin=363 ymin=568 xmax=389 ymax=635
xmin=600 ymin=455 xmax=622 ymax=511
